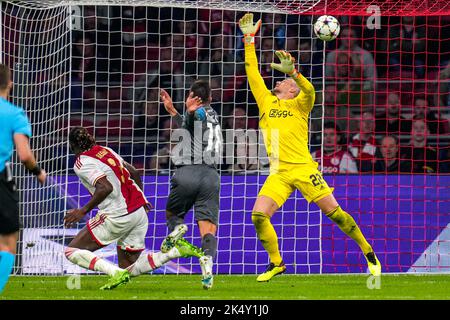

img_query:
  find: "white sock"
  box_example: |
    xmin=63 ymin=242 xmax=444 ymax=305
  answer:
xmin=127 ymin=248 xmax=181 ymax=277
xmin=64 ymin=247 xmax=121 ymax=276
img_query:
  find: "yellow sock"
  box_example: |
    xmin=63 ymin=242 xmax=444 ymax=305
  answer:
xmin=326 ymin=206 xmax=373 ymax=255
xmin=252 ymin=211 xmax=283 ymax=265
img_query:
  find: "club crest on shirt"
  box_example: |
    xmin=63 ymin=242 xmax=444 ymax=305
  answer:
xmin=330 ymin=157 xmax=340 ymax=166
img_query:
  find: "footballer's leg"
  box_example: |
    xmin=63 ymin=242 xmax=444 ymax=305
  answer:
xmin=316 ymin=194 xmax=381 ymax=276
xmin=161 ymin=211 xmax=188 ymax=253
xmin=161 ymin=166 xmax=195 ymax=253
xmin=194 ymin=166 xmax=220 ymax=289
xmin=65 ymin=227 xmax=123 ymax=276
xmin=252 ymin=196 xmax=287 ymax=282
xmin=0 ymin=232 xmax=18 ymax=294
xmin=125 ymin=207 xmax=202 ymax=276
xmin=65 ymin=219 xmax=130 ymax=290
xmin=298 ymin=162 xmax=381 ymax=276
xmin=197 ymin=220 xmax=217 ymax=290
xmin=252 ymin=171 xmax=293 ymax=282
xmin=117 ymin=249 xmax=141 ymax=269
xmin=125 ymin=241 xmax=204 ymax=276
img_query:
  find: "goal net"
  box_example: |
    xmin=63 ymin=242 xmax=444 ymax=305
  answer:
xmin=2 ymin=0 xmax=449 ymax=275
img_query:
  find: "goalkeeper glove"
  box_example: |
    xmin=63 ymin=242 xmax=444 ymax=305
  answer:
xmin=238 ymin=13 xmax=261 ymax=45
xmin=270 ymin=50 xmax=298 ymax=76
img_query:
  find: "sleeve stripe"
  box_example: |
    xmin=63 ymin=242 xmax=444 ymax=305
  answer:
xmin=92 ymin=174 xmax=107 ymax=186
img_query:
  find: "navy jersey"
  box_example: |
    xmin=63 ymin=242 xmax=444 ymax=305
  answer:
xmin=172 ymin=106 xmax=222 ymax=168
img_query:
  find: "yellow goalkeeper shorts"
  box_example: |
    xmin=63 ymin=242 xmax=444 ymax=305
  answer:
xmin=258 ymin=160 xmax=334 ymax=207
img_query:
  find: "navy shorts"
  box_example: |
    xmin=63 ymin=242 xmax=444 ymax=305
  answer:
xmin=166 ymin=165 xmax=220 ymax=225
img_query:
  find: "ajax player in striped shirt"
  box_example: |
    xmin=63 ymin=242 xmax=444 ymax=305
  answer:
xmin=64 ymin=127 xmax=202 ymax=290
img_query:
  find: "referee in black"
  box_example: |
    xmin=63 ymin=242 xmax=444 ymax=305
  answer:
xmin=0 ymin=64 xmax=46 ymax=294
xmin=160 ymin=80 xmax=222 ymax=290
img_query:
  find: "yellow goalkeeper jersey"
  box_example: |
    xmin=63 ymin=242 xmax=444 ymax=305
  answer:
xmin=244 ymin=43 xmax=316 ymax=164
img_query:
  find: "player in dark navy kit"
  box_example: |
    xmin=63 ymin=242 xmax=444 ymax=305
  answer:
xmin=160 ymin=80 xmax=222 ymax=289
xmin=0 ymin=64 xmax=47 ymax=294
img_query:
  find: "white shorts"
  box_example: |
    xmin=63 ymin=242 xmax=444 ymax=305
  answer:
xmin=87 ymin=206 xmax=148 ymax=252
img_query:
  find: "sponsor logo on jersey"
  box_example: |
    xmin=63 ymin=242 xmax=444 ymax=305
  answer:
xmin=96 ymin=149 xmax=108 ymax=159
xmin=269 ymin=109 xmax=293 ymax=118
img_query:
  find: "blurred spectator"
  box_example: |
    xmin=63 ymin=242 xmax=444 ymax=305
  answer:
xmin=199 ymin=48 xmax=236 ymax=77
xmin=412 ymin=95 xmax=448 ymax=134
xmin=147 ymin=143 xmax=173 ymax=174
xmin=134 ymin=92 xmax=160 ymax=138
xmin=159 ymin=47 xmax=184 ymax=103
xmin=227 ymin=133 xmax=261 ymax=174
xmin=199 ymin=9 xmax=233 ymax=38
xmin=375 ymin=93 xmax=412 ymax=134
xmin=310 ymin=84 xmax=349 ymax=140
xmin=261 ymin=13 xmax=286 ymax=49
xmin=72 ymin=35 xmax=108 ymax=109
xmin=260 ymin=38 xmax=275 ymax=78
xmin=147 ymin=118 xmax=180 ymax=174
xmin=225 ymin=107 xmax=248 ymax=130
xmin=326 ymin=26 xmax=377 ymax=92
xmin=435 ymin=61 xmax=450 ymax=108
xmin=388 ymin=17 xmax=426 ymax=78
xmin=400 ymin=119 xmax=439 ymax=173
xmin=349 ymin=112 xmax=378 ymax=172
xmin=311 ymin=122 xmax=358 ymax=174
xmin=296 ymin=40 xmax=323 ymax=79
xmin=159 ymin=117 xmax=180 ymax=143
xmin=374 ymin=135 xmax=411 ymax=173
xmin=177 ymin=20 xmax=205 ymax=61
xmin=333 ymin=52 xmax=371 ymax=109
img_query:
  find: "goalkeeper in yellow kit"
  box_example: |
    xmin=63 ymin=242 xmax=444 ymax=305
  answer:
xmin=238 ymin=13 xmax=381 ymax=282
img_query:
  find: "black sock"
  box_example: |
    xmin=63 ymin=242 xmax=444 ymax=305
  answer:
xmin=201 ymin=233 xmax=217 ymax=259
xmin=166 ymin=215 xmax=184 ymax=232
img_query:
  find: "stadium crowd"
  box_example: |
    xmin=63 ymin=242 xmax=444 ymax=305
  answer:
xmin=4 ymin=6 xmax=449 ymax=174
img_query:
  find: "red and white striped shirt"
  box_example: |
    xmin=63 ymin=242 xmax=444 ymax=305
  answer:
xmin=348 ymin=134 xmax=377 ymax=161
xmin=74 ymin=145 xmax=148 ymax=216
xmin=312 ymin=149 xmax=358 ymax=174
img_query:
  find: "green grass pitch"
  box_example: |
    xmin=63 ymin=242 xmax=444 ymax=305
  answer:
xmin=1 ymin=274 xmax=450 ymax=300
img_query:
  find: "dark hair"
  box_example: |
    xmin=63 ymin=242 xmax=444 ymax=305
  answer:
xmin=323 ymin=121 xmax=344 ymax=145
xmin=190 ymin=80 xmax=211 ymax=104
xmin=324 ymin=121 xmax=341 ymax=133
xmin=69 ymin=127 xmax=96 ymax=153
xmin=0 ymin=64 xmax=11 ymax=91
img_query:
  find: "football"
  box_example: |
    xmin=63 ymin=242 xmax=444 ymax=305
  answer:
xmin=314 ymin=15 xmax=340 ymax=41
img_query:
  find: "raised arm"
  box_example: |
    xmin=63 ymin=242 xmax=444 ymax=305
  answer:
xmin=64 ymin=176 xmax=113 ymax=228
xmin=270 ymin=49 xmax=315 ymax=111
xmin=239 ymin=13 xmax=271 ymax=107
xmin=160 ymin=88 xmax=183 ymax=127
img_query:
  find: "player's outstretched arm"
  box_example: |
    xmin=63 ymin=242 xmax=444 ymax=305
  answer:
xmin=238 ymin=13 xmax=270 ymax=106
xmin=64 ymin=177 xmax=113 ymax=228
xmin=160 ymin=88 xmax=184 ymax=126
xmin=271 ymin=50 xmax=315 ymax=110
xmin=271 ymin=50 xmax=314 ymax=94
